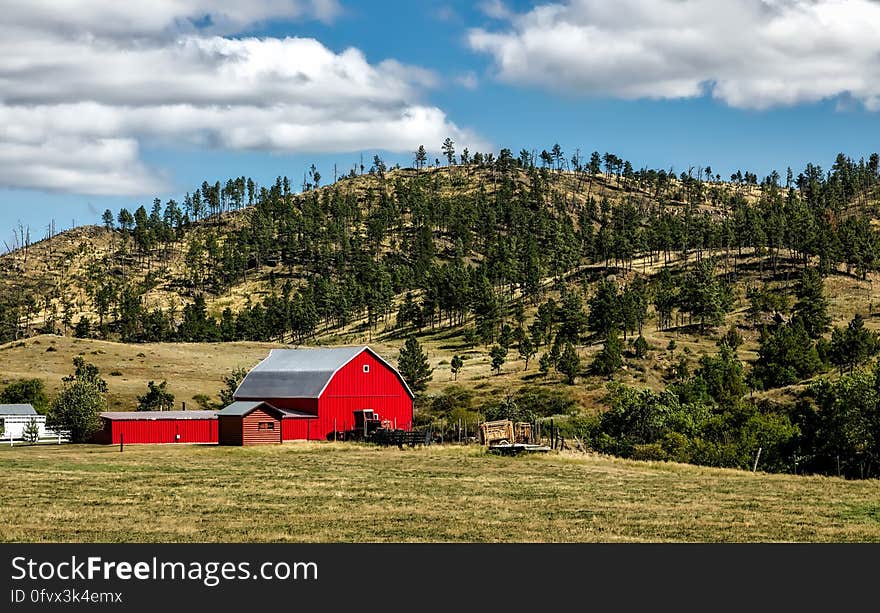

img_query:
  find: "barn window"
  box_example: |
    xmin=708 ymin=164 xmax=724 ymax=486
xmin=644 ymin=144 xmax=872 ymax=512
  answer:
xmin=363 ymin=364 xmax=370 ymax=373
xmin=258 ymin=422 xmax=275 ymax=431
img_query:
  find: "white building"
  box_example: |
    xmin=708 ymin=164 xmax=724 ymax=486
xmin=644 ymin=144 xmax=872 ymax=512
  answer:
xmin=0 ymin=404 xmax=67 ymax=443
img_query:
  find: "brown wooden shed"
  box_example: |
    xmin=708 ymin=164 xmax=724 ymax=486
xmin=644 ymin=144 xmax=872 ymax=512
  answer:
xmin=217 ymin=401 xmax=284 ymax=446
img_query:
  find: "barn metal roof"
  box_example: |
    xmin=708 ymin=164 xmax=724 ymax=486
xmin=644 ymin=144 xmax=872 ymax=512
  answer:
xmin=234 ymin=346 xmax=413 ymax=400
xmin=100 ymin=411 xmax=218 ymax=421
xmin=217 ymin=401 xmax=270 ymax=416
xmin=0 ymin=404 xmax=37 ymax=416
xmin=217 ymin=401 xmax=316 ymax=418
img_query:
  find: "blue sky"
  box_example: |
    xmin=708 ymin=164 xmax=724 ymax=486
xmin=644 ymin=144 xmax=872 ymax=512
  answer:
xmin=2 ymin=0 xmax=879 ymax=244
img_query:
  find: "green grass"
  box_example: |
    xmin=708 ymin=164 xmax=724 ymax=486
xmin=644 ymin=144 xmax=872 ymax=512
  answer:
xmin=1 ymin=443 xmax=879 ymax=543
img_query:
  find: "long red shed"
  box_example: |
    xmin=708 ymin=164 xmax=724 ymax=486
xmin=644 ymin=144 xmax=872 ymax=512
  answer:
xmin=93 ymin=411 xmax=218 ymax=444
xmin=233 ymin=346 xmax=414 ymax=441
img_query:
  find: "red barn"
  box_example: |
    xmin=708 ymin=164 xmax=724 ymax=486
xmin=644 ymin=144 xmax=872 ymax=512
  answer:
xmin=233 ymin=346 xmax=414 ymax=441
xmin=93 ymin=411 xmax=218 ymax=444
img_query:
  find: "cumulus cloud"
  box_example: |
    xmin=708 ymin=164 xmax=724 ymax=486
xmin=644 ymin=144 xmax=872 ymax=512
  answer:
xmin=468 ymin=0 xmax=880 ymax=111
xmin=4 ymin=0 xmax=343 ymax=37
xmin=0 ymin=1 xmax=483 ymax=195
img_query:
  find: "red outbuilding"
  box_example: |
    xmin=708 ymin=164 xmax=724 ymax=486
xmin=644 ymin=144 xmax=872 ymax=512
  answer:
xmin=233 ymin=346 xmax=414 ymax=441
xmin=217 ymin=401 xmax=291 ymax=446
xmin=93 ymin=411 xmax=218 ymax=445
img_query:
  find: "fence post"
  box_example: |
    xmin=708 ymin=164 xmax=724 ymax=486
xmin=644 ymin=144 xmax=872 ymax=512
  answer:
xmin=120 ymin=433 xmax=124 ymax=453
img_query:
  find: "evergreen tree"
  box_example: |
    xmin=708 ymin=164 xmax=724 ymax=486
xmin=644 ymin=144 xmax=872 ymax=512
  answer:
xmin=556 ymin=342 xmax=581 ymax=384
xmin=681 ymin=259 xmax=727 ymax=333
xmin=102 ymin=209 xmax=115 ymax=231
xmin=414 ymin=145 xmax=428 ymax=170
xmin=74 ymin=316 xmax=92 ymax=339
xmin=588 ymin=280 xmax=620 ymax=336
xmin=23 ymin=417 xmax=40 ymax=444
xmin=633 ymin=335 xmax=650 ymax=359
xmin=830 ymin=314 xmax=878 ymax=374
xmin=557 ymin=288 xmax=588 ymax=343
xmin=538 ymin=353 xmax=552 ymax=376
xmin=219 ymin=367 xmax=248 ymax=407
xmin=694 ymin=346 xmax=748 ymax=409
xmin=442 ymin=138 xmax=456 ymax=165
xmin=792 ymin=269 xmax=831 ymax=339
xmin=518 ymin=335 xmax=536 ymax=370
xmin=489 ymin=345 xmax=507 ymax=374
xmin=592 ymin=328 xmax=624 ymax=378
xmin=751 ymin=321 xmax=822 ymax=389
xmin=718 ymin=325 xmax=743 ymax=352
xmin=137 ymin=380 xmax=175 ymax=412
xmin=398 ymin=337 xmax=433 ymax=392
xmin=450 ymin=355 xmax=464 ymax=381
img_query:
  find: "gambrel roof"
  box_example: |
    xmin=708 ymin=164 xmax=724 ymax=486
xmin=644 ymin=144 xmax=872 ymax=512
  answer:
xmin=234 ymin=346 xmax=414 ymax=400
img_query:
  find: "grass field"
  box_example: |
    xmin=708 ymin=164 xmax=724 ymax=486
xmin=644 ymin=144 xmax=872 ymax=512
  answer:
xmin=1 ymin=442 xmax=879 ymax=543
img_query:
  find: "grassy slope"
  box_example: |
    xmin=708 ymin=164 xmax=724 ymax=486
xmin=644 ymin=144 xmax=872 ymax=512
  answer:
xmin=4 ymin=248 xmax=880 ymax=412
xmin=0 ymin=443 xmax=878 ymax=543
xmin=3 ymin=166 xmax=880 ymax=411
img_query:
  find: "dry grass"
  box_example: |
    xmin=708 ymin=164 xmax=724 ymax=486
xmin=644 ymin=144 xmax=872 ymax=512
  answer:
xmin=0 ymin=335 xmax=282 ymax=410
xmin=0 ymin=443 xmax=878 ymax=543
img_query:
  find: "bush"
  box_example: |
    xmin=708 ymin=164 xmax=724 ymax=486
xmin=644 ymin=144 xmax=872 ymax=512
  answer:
xmin=632 ymin=443 xmax=668 ymax=462
xmin=0 ymin=378 xmax=49 ymax=413
xmin=193 ymin=394 xmax=216 ymax=410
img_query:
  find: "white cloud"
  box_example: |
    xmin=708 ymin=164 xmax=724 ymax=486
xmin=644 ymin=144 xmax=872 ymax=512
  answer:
xmin=0 ymin=2 xmax=484 ymax=196
xmin=468 ymin=0 xmax=880 ymax=110
xmin=479 ymin=0 xmax=514 ymax=20
xmin=456 ymin=72 xmax=480 ymax=90
xmin=4 ymin=0 xmax=343 ymax=36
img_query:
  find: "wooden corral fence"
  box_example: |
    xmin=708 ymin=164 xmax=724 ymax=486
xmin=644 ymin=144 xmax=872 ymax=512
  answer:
xmin=371 ymin=429 xmax=432 ymax=449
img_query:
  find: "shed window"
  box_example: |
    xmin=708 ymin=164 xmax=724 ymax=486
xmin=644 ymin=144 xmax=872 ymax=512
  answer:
xmin=258 ymin=422 xmax=275 ymax=431
xmin=363 ymin=364 xmax=370 ymax=373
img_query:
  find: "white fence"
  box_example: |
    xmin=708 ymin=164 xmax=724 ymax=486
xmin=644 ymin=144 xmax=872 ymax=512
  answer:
xmin=0 ymin=415 xmax=70 ymax=444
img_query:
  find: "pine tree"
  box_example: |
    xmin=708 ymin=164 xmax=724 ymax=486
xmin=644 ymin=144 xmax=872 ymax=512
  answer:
xmin=792 ymin=268 xmax=832 ymax=339
xmin=556 ymin=342 xmax=581 ymax=384
xmin=592 ymin=329 xmax=623 ymax=378
xmin=442 ymin=138 xmax=456 ymax=165
xmin=518 ymin=335 xmax=536 ymax=370
xmin=398 ymin=337 xmax=433 ymax=392
xmin=219 ymin=367 xmax=248 ymax=406
xmin=415 ymin=145 xmax=428 ymax=171
xmin=633 ymin=335 xmax=650 ymax=359
xmin=450 ymin=355 xmax=464 ymax=381
xmin=681 ymin=259 xmax=727 ymax=333
xmin=830 ymin=314 xmax=878 ymax=374
xmin=538 ymin=352 xmax=552 ymax=376
xmin=489 ymin=345 xmax=507 ymax=374
xmin=23 ymin=417 xmax=40 ymax=444
xmin=751 ymin=321 xmax=822 ymax=389
xmin=137 ymin=381 xmax=175 ymax=412
xmin=102 ymin=209 xmax=115 ymax=231
xmin=588 ymin=280 xmax=620 ymax=336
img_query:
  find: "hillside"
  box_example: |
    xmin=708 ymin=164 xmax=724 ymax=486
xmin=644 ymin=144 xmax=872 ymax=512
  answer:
xmin=3 ymin=153 xmax=880 ymax=478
